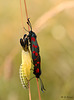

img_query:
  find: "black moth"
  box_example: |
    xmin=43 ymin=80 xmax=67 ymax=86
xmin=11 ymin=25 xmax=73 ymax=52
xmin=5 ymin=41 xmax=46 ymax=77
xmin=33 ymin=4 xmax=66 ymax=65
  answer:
xmin=22 ymin=18 xmax=45 ymax=92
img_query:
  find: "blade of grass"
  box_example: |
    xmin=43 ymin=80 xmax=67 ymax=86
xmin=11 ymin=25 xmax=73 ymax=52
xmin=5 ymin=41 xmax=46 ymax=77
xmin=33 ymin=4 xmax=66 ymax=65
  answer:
xmin=29 ymin=82 xmax=31 ymax=100
xmin=36 ymin=78 xmax=41 ymax=100
xmin=20 ymin=0 xmax=25 ymax=34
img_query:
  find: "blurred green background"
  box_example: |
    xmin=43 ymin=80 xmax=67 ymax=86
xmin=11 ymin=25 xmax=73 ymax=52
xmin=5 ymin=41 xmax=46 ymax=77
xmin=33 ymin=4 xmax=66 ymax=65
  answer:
xmin=0 ymin=0 xmax=74 ymax=100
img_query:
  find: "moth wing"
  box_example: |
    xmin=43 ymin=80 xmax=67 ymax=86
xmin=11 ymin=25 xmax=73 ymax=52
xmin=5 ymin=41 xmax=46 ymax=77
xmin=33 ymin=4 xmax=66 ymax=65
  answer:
xmin=31 ymin=39 xmax=39 ymax=59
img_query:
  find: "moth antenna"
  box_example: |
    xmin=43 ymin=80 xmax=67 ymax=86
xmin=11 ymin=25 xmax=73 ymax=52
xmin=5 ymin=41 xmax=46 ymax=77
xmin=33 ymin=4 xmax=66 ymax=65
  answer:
xmin=23 ymin=27 xmax=29 ymax=32
xmin=39 ymin=77 xmax=46 ymax=92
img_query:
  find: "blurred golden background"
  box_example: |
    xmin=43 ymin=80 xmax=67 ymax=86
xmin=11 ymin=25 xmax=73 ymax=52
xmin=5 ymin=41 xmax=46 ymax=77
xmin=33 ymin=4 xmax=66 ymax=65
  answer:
xmin=0 ymin=0 xmax=74 ymax=100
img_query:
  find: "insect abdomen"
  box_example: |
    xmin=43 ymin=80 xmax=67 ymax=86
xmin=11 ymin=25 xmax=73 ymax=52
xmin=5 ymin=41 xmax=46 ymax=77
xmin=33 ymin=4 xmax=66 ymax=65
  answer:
xmin=19 ymin=50 xmax=31 ymax=89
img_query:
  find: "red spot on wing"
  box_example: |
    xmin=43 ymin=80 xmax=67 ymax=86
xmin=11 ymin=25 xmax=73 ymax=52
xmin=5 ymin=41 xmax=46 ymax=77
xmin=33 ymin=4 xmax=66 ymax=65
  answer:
xmin=36 ymin=68 xmax=39 ymax=73
xmin=33 ymin=44 xmax=35 ymax=47
xmin=35 ymin=45 xmax=37 ymax=48
xmin=32 ymin=44 xmax=37 ymax=48
xmin=33 ymin=51 xmax=35 ymax=54
xmin=35 ymin=52 xmax=38 ymax=56
xmin=35 ymin=64 xmax=37 ymax=66
xmin=37 ymin=62 xmax=40 ymax=64
xmin=31 ymin=37 xmax=35 ymax=41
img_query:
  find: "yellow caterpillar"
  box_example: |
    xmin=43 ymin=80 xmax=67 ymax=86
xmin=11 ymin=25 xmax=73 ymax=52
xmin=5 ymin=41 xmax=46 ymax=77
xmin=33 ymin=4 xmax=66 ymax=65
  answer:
xmin=19 ymin=36 xmax=31 ymax=89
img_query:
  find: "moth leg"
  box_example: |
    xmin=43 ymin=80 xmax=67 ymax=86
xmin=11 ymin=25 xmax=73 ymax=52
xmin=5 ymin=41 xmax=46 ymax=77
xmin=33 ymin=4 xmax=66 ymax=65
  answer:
xmin=29 ymin=76 xmax=36 ymax=81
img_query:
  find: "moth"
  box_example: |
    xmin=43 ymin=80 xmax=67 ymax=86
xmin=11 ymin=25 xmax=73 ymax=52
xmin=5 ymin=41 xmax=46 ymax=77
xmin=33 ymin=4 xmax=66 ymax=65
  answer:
xmin=24 ymin=18 xmax=45 ymax=92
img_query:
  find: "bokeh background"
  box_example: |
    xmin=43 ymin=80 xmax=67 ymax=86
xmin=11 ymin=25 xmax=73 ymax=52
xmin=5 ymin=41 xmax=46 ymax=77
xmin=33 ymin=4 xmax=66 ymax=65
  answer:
xmin=0 ymin=0 xmax=74 ymax=100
